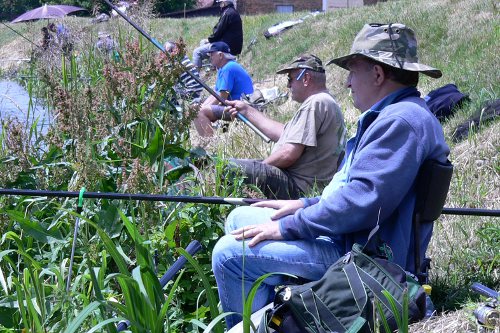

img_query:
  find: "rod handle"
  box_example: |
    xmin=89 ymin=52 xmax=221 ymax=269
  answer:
xmin=471 ymin=282 xmax=499 ymax=299
xmin=159 ymin=240 xmax=203 ymax=287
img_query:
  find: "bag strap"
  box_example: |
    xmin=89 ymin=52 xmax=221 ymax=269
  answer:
xmin=300 ymin=289 xmax=347 ymax=333
xmin=357 ymin=267 xmax=403 ymax=314
xmin=343 ymin=262 xmax=368 ymax=311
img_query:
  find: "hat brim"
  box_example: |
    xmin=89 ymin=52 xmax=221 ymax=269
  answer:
xmin=327 ymin=53 xmax=442 ymax=79
xmin=276 ymin=65 xmax=325 ymax=75
xmin=276 ymin=66 xmax=296 ymax=74
xmin=206 ymin=51 xmax=236 ymax=60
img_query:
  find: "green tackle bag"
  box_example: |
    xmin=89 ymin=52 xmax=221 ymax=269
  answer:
xmin=258 ymin=237 xmax=426 ymax=333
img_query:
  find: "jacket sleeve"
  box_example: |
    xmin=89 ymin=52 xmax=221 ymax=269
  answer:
xmin=279 ymin=114 xmax=426 ymax=240
xmin=208 ymin=12 xmax=230 ymax=42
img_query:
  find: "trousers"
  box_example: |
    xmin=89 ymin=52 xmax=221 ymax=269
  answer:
xmin=212 ymin=206 xmax=343 ymax=329
xmin=228 ymin=158 xmax=303 ymax=199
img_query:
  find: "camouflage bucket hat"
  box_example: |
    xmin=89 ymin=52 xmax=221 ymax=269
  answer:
xmin=327 ymin=23 xmax=442 ymax=78
xmin=276 ymin=54 xmax=326 ymax=74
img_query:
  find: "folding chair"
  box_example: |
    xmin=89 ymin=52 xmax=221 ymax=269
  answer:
xmin=413 ymin=159 xmax=453 ymax=284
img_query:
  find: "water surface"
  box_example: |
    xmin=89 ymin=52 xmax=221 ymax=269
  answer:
xmin=0 ymin=80 xmax=51 ymax=135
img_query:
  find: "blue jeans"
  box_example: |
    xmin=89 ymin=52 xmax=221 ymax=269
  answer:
xmin=212 ymin=206 xmax=343 ymax=329
xmin=192 ymin=43 xmax=211 ymax=68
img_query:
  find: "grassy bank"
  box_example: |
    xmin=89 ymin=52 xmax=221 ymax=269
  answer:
xmin=0 ymin=0 xmax=498 ymax=331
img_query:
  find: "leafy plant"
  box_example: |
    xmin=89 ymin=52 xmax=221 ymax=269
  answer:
xmin=374 ymin=289 xmax=410 ymax=333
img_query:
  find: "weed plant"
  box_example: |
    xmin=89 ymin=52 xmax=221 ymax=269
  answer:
xmin=0 ymin=0 xmax=498 ymax=331
xmin=0 ymin=7 xmax=249 ymax=332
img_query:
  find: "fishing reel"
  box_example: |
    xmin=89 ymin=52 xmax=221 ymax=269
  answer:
xmin=471 ymin=282 xmax=499 ymax=329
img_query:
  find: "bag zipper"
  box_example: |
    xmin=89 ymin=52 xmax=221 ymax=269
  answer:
xmin=283 ymin=287 xmax=292 ymax=301
xmin=343 ymin=251 xmax=352 ymax=264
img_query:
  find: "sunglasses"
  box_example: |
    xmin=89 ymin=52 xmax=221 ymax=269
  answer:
xmin=287 ymin=68 xmax=307 ymax=84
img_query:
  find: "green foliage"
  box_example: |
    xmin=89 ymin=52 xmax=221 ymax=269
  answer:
xmin=0 ymin=0 xmax=92 ymax=21
xmin=431 ymin=221 xmax=500 ymax=311
xmin=0 ymin=0 xmax=197 ymax=22
xmin=0 ymin=0 xmax=40 ymax=21
xmin=154 ymin=0 xmax=197 ymax=15
xmin=0 ymin=14 xmax=234 ymax=331
xmin=375 ymin=289 xmax=410 ymax=333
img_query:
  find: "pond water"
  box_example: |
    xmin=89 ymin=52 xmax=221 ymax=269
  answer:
xmin=0 ymin=80 xmax=51 ymax=136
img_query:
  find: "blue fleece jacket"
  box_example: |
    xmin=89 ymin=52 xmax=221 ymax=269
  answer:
xmin=278 ymin=87 xmax=450 ymax=273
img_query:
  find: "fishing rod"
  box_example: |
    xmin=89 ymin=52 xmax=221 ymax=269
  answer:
xmin=0 ymin=188 xmax=499 ymax=217
xmin=1 ymin=21 xmax=41 ymax=49
xmin=441 ymin=207 xmax=500 ymax=217
xmin=0 ymin=188 xmax=262 ymax=206
xmin=102 ymin=0 xmax=271 ymax=143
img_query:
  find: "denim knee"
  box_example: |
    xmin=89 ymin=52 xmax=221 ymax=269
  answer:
xmin=212 ymin=234 xmax=240 ymax=273
xmin=225 ymin=206 xmax=275 ymax=234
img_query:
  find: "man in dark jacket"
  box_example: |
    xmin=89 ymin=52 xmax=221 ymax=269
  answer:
xmin=192 ymin=0 xmax=243 ymax=70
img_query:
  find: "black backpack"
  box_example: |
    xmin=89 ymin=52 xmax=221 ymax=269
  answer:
xmin=258 ymin=232 xmax=426 ymax=333
xmin=425 ymin=83 xmax=470 ymax=121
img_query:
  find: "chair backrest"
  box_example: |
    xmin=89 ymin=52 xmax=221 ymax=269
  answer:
xmin=413 ymin=159 xmax=453 ymax=283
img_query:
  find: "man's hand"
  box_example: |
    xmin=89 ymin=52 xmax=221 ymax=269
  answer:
xmin=252 ymin=199 xmax=304 ymax=220
xmin=231 ymin=221 xmax=283 ymax=247
xmin=224 ymin=100 xmax=284 ymax=141
xmin=225 ymin=100 xmax=255 ymax=119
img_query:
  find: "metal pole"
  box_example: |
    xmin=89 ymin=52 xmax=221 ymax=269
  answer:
xmin=102 ymin=0 xmax=271 ymax=143
xmin=0 ymin=188 xmax=499 ymax=217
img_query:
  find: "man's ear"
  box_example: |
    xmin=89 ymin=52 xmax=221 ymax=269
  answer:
xmin=372 ymin=64 xmax=386 ymax=86
xmin=303 ymin=72 xmax=311 ymax=87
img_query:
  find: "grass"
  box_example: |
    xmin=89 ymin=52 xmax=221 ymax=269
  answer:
xmin=0 ymin=0 xmax=498 ymax=331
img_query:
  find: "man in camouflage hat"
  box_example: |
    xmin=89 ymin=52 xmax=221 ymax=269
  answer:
xmin=224 ymin=53 xmax=346 ymax=200
xmin=212 ymin=23 xmax=450 ymax=330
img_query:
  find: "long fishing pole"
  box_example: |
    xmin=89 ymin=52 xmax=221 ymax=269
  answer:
xmin=102 ymin=0 xmax=271 ymax=143
xmin=0 ymin=188 xmax=262 ymax=206
xmin=1 ymin=188 xmax=499 ymax=217
xmin=1 ymin=21 xmax=41 ymax=49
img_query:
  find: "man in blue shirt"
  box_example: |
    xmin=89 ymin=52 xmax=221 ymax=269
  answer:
xmin=194 ymin=41 xmax=253 ymax=137
xmin=212 ymin=23 xmax=450 ymax=329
